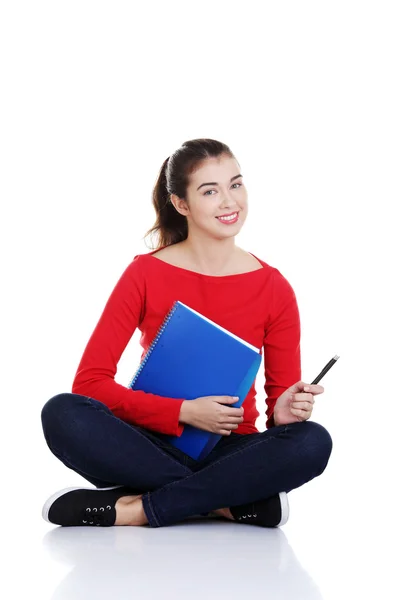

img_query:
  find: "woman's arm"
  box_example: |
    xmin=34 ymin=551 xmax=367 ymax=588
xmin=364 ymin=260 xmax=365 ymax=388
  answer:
xmin=72 ymin=257 xmax=186 ymax=436
xmin=262 ymin=268 xmax=302 ymax=428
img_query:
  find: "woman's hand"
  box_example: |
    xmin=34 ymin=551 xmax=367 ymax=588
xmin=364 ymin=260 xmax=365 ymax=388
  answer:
xmin=273 ymin=381 xmax=324 ymax=426
xmin=179 ymin=395 xmax=244 ymax=435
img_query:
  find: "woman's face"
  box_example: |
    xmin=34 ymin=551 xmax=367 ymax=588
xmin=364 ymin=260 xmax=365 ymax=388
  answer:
xmin=171 ymin=154 xmax=248 ymax=238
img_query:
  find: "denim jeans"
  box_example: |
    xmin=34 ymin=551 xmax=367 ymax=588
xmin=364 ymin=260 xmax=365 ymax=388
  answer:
xmin=41 ymin=393 xmax=333 ymax=528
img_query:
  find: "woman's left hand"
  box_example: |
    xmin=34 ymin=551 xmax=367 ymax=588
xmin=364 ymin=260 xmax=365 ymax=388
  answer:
xmin=273 ymin=381 xmax=324 ymax=426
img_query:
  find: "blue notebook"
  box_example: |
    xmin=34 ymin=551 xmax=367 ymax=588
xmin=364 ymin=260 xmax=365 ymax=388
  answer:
xmin=128 ymin=301 xmax=262 ymax=460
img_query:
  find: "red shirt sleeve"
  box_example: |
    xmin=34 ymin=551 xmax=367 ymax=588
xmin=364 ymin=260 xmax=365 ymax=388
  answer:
xmin=71 ymin=257 xmax=185 ymax=436
xmin=263 ymin=269 xmax=302 ymax=428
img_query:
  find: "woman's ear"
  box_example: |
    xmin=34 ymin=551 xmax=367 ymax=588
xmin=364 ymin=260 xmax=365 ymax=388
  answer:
xmin=170 ymin=194 xmax=189 ymax=216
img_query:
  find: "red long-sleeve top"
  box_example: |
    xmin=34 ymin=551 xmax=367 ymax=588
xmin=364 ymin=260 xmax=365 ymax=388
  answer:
xmin=72 ymin=247 xmax=301 ymax=437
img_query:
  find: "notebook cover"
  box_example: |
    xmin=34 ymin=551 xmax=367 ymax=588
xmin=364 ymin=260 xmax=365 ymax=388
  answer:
xmin=128 ymin=301 xmax=262 ymax=460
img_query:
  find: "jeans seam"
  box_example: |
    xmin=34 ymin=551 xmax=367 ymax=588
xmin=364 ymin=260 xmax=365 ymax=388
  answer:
xmin=144 ymin=491 xmax=160 ymax=527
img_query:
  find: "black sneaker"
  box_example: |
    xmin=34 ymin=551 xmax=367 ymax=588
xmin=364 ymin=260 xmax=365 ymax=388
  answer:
xmin=42 ymin=485 xmax=137 ymax=527
xmin=230 ymin=492 xmax=289 ymax=527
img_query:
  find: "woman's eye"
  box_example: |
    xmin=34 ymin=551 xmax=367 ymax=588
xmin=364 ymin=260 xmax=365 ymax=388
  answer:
xmin=204 ymin=183 xmax=242 ymax=196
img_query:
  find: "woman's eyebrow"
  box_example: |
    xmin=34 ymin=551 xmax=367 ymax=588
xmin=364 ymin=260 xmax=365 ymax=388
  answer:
xmin=197 ymin=174 xmax=243 ymax=191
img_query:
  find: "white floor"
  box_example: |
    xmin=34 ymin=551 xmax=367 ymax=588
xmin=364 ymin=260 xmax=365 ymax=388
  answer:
xmin=3 ymin=411 xmax=398 ymax=600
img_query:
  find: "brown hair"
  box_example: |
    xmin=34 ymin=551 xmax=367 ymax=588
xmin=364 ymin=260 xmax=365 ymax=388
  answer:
xmin=142 ymin=138 xmax=236 ymax=250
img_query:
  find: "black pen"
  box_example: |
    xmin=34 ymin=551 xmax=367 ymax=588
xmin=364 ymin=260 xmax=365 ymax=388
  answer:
xmin=310 ymin=355 xmax=340 ymax=384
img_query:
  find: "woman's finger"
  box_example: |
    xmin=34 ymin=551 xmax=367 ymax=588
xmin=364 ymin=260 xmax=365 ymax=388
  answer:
xmin=294 ymin=392 xmax=315 ymax=402
xmin=290 ymin=407 xmax=313 ymax=419
xmin=291 ymin=400 xmax=314 ymax=410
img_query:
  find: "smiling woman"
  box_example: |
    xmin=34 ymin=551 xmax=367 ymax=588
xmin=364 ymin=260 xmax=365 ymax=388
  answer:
xmin=142 ymin=139 xmax=250 ymax=275
xmin=148 ymin=142 xmax=246 ymax=228
xmin=40 ymin=137 xmax=333 ymax=531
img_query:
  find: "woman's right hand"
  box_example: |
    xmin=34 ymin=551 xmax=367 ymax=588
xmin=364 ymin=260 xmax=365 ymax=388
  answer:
xmin=179 ymin=396 xmax=244 ymax=435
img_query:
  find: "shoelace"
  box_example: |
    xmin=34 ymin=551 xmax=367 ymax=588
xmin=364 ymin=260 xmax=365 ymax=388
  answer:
xmin=81 ymin=505 xmax=112 ymax=526
xmin=236 ymin=502 xmax=258 ymax=521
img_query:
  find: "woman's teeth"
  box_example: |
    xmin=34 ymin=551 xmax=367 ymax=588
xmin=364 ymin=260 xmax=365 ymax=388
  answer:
xmin=217 ymin=212 xmax=238 ymax=222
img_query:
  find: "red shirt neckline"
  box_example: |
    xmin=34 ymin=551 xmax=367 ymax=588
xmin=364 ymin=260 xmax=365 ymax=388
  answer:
xmin=146 ymin=247 xmax=266 ymax=281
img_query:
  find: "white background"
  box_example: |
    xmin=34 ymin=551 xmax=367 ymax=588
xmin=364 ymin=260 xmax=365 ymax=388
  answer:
xmin=1 ymin=1 xmax=399 ymax=598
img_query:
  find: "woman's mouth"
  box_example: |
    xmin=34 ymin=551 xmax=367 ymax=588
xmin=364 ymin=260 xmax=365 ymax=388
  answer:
xmin=216 ymin=211 xmax=239 ymax=224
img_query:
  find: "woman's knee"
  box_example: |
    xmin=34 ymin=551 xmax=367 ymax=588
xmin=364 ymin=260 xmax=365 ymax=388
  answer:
xmin=42 ymin=392 xmax=73 ymax=426
xmin=41 ymin=392 xmax=89 ymax=440
xmin=291 ymin=420 xmax=333 ymax=469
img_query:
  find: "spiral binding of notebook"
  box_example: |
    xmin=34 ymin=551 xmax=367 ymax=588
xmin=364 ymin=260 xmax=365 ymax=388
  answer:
xmin=128 ymin=300 xmax=179 ymax=389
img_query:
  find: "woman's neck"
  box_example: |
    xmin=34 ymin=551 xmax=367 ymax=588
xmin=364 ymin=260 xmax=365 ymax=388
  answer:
xmin=177 ymin=238 xmax=240 ymax=275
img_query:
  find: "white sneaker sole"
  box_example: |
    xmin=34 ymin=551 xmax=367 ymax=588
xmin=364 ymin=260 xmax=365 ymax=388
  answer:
xmin=277 ymin=491 xmax=289 ymax=527
xmin=42 ymin=485 xmax=124 ymax=523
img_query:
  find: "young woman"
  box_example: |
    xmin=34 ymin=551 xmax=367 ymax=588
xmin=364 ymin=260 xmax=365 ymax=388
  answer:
xmin=41 ymin=138 xmax=332 ymax=529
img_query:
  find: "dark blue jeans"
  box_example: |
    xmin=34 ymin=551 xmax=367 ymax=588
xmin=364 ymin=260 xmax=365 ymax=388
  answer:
xmin=41 ymin=393 xmax=333 ymax=528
